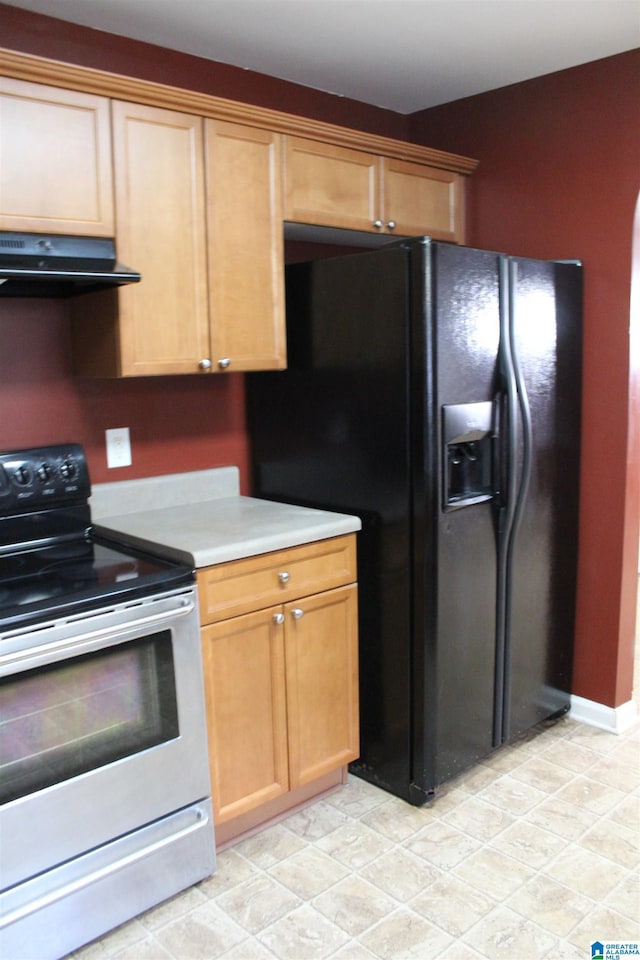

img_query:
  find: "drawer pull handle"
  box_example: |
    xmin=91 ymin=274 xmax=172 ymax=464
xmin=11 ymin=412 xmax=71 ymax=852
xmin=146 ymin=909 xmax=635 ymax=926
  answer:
xmin=278 ymin=571 xmax=290 ymax=584
xmin=291 ymin=608 xmax=304 ymax=620
xmin=273 ymin=612 xmax=285 ymax=625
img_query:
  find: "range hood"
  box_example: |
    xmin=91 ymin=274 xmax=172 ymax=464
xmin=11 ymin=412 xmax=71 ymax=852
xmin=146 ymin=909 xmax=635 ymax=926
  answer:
xmin=0 ymin=232 xmax=141 ymax=297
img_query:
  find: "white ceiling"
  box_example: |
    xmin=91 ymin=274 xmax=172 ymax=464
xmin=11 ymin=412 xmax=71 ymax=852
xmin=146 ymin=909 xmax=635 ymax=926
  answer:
xmin=5 ymin=0 xmax=639 ymax=113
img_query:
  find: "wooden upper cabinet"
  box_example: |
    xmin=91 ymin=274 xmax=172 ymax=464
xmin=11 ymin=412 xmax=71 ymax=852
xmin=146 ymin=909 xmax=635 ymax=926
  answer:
xmin=284 ymin=135 xmax=465 ymax=242
xmin=110 ymin=100 xmax=210 ymax=376
xmin=205 ymin=120 xmax=286 ymax=372
xmin=73 ymin=111 xmax=287 ymax=378
xmin=0 ymin=77 xmax=114 ymax=237
xmin=0 ymin=56 xmax=475 ymax=377
xmin=284 ymin=137 xmax=379 ymax=232
xmin=382 ymin=158 xmax=464 ymax=241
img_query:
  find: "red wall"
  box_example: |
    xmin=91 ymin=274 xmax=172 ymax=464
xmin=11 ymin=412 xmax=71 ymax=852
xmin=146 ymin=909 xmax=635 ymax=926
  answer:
xmin=409 ymin=50 xmax=640 ymax=709
xmin=0 ymin=299 xmax=250 ymax=487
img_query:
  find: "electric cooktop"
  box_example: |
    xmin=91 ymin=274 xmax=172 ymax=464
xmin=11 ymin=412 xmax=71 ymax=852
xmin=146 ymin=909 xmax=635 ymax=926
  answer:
xmin=0 ymin=444 xmax=193 ymax=631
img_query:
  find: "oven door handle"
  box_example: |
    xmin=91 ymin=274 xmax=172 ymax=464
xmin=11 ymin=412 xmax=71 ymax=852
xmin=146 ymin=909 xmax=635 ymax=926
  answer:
xmin=0 ymin=596 xmax=196 ymax=677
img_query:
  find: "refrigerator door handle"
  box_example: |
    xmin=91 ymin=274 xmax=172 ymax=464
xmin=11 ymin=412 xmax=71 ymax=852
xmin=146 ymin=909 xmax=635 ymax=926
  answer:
xmin=494 ymin=256 xmax=515 ymax=745
xmin=495 ymin=256 xmax=534 ymax=746
xmin=501 ymin=258 xmax=534 ymax=742
xmin=498 ymin=257 xmax=519 ymax=528
xmin=507 ymin=258 xmax=533 ymax=542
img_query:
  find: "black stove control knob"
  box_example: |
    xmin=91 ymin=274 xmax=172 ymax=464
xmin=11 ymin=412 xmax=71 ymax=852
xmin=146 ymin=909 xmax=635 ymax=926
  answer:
xmin=14 ymin=464 xmax=31 ymax=486
xmin=59 ymin=458 xmax=77 ymax=481
xmin=36 ymin=462 xmax=53 ymax=483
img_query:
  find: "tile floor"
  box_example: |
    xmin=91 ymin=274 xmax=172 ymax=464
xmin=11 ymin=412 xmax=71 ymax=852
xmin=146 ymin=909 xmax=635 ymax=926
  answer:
xmin=74 ymin=599 xmax=640 ymax=960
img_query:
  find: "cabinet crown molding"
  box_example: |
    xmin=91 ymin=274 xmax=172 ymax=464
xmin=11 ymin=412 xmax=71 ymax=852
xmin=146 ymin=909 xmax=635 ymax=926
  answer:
xmin=0 ymin=48 xmax=478 ymax=176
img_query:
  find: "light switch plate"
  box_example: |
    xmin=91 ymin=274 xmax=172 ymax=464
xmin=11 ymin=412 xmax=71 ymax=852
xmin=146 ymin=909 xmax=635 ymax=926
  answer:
xmin=106 ymin=427 xmax=132 ymax=468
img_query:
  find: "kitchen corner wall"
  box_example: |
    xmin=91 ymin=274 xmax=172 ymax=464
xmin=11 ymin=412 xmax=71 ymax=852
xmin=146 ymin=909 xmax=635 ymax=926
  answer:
xmin=408 ymin=49 xmax=640 ymax=711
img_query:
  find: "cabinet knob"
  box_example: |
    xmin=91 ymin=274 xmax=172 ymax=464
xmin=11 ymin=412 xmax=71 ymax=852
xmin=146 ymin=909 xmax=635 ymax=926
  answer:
xmin=198 ymin=358 xmax=212 ymax=371
xmin=278 ymin=571 xmax=290 ymax=584
xmin=373 ymin=219 xmax=383 ymax=229
xmin=218 ymin=358 xmax=231 ymax=370
xmin=273 ymin=612 xmax=285 ymax=625
xmin=291 ymin=608 xmax=304 ymax=620
xmin=387 ymin=220 xmax=396 ymax=230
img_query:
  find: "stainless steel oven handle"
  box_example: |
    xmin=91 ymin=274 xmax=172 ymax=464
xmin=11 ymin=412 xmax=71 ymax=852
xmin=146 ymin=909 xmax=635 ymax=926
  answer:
xmin=0 ymin=596 xmax=197 ymax=677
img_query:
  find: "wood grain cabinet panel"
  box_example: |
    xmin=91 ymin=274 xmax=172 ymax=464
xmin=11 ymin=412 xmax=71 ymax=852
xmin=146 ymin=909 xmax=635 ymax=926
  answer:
xmin=206 ymin=120 xmax=286 ymax=372
xmin=285 ymin=584 xmax=359 ymax=788
xmin=201 ymin=608 xmax=289 ymax=823
xmin=284 ymin=137 xmax=379 ymax=232
xmin=0 ymin=77 xmax=114 ymax=236
xmin=109 ymin=100 xmax=210 ymax=376
xmin=382 ymin=157 xmax=464 ymax=241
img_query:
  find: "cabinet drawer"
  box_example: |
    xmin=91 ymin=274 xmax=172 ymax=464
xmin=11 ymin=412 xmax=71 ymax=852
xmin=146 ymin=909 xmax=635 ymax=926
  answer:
xmin=198 ymin=534 xmax=356 ymax=624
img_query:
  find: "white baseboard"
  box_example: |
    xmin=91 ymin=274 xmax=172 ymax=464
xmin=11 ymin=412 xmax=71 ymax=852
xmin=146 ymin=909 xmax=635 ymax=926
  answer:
xmin=570 ymin=694 xmax=639 ymax=734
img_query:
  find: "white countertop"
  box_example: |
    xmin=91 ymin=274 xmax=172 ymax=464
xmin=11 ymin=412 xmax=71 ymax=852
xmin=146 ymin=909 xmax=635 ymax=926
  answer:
xmin=91 ymin=468 xmax=361 ymax=567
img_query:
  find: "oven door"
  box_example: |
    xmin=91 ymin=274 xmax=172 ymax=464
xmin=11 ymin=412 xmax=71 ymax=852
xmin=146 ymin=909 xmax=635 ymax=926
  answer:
xmin=0 ymin=586 xmax=212 ymax=891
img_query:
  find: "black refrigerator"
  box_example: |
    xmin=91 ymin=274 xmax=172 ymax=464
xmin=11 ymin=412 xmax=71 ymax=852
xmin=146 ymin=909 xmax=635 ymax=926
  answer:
xmin=248 ymin=237 xmax=582 ymax=805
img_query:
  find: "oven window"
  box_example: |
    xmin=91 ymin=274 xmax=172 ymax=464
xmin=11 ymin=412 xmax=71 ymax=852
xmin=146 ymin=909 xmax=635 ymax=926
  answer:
xmin=0 ymin=631 xmax=179 ymax=804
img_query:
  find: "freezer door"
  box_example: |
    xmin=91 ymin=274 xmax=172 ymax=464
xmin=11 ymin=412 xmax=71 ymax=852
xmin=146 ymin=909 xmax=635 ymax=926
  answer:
xmin=411 ymin=241 xmax=501 ymax=790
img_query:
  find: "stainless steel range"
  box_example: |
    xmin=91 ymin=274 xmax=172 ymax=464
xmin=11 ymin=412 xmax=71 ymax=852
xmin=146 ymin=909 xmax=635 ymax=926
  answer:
xmin=0 ymin=444 xmax=215 ymax=960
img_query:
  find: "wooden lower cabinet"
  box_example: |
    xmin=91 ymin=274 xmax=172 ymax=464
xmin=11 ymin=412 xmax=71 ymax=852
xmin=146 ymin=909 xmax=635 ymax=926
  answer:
xmin=284 ymin=586 xmax=359 ymax=788
xmin=201 ymin=608 xmax=290 ymax=823
xmin=198 ymin=536 xmax=359 ymax=845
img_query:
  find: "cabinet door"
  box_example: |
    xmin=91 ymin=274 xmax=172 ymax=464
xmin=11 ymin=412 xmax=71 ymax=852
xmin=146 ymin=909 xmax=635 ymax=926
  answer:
xmin=382 ymin=158 xmax=465 ymax=242
xmin=284 ymin=137 xmax=379 ymax=232
xmin=206 ymin=121 xmax=286 ymax=372
xmin=0 ymin=77 xmax=114 ymax=236
xmin=110 ymin=100 xmax=210 ymax=376
xmin=201 ymin=608 xmax=289 ymax=823
xmin=285 ymin=584 xmax=359 ymax=788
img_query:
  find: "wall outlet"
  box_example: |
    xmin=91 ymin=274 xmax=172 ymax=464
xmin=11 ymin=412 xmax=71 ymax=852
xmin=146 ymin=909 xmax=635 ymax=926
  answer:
xmin=106 ymin=427 xmax=132 ymax=468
